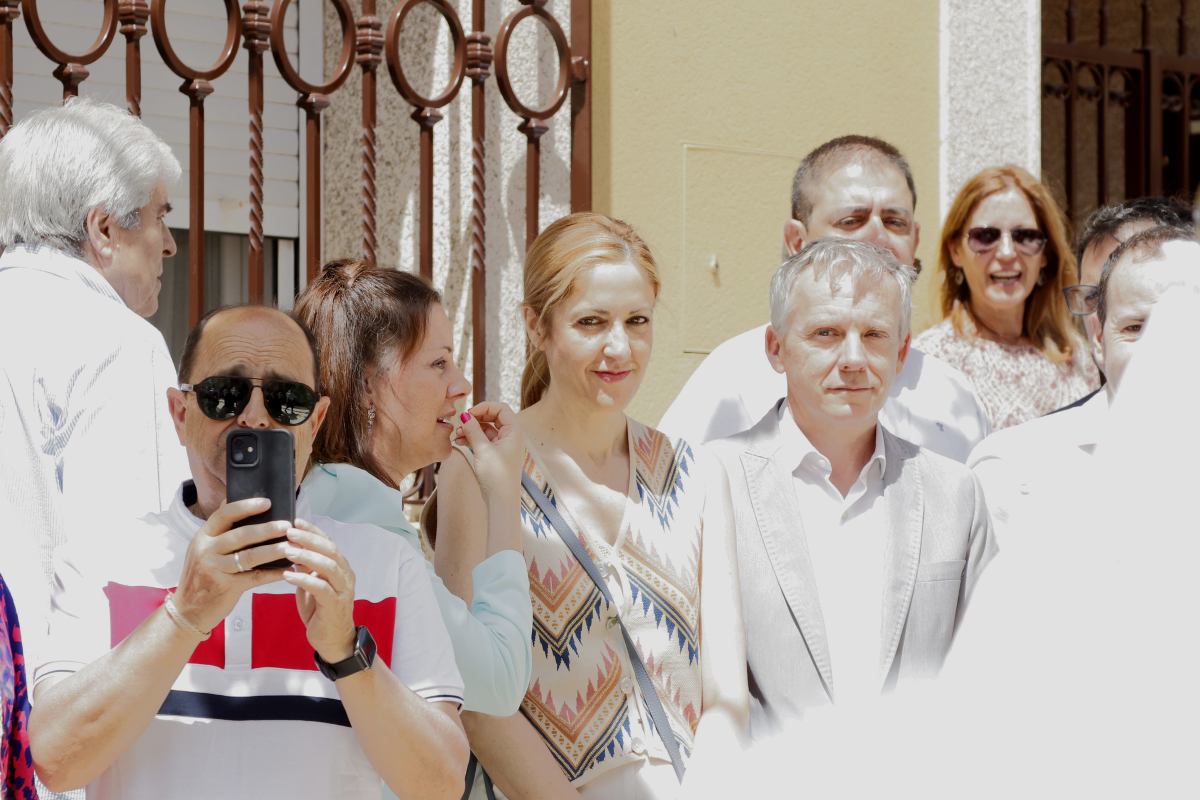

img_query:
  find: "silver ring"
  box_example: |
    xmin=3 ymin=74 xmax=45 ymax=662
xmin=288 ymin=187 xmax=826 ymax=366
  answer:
xmin=233 ymin=551 xmax=245 ymax=573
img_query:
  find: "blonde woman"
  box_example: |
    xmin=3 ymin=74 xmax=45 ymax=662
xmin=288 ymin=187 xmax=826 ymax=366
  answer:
xmin=436 ymin=213 xmax=748 ymax=799
xmin=916 ymin=165 xmax=1099 ymax=429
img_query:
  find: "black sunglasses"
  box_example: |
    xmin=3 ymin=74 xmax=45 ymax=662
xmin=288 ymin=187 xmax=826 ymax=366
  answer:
xmin=966 ymin=226 xmax=1048 ymax=256
xmin=180 ymin=376 xmax=318 ymax=426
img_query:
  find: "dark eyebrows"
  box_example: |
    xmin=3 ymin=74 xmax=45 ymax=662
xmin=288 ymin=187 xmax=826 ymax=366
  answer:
xmin=211 ymin=365 xmax=309 ymax=384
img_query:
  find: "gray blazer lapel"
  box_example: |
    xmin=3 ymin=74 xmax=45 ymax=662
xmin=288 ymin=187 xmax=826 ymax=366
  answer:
xmin=740 ymin=448 xmax=835 ymax=699
xmin=879 ymin=430 xmax=924 ymax=681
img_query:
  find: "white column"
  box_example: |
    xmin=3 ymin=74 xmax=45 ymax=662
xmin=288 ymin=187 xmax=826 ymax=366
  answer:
xmin=939 ymin=0 xmax=1042 ymax=219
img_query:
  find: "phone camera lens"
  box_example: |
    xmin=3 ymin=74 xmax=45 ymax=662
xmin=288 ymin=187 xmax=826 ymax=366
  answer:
xmin=232 ymin=451 xmax=245 ymax=464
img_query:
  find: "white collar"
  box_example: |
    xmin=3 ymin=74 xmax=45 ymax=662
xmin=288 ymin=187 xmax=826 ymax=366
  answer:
xmin=0 ymin=244 xmax=126 ymax=308
xmin=776 ymin=400 xmax=887 ymax=480
xmin=165 ymin=479 xmax=312 ymax=541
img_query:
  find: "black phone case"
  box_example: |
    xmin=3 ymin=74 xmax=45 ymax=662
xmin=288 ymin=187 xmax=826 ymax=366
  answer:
xmin=225 ymin=428 xmax=295 ymax=570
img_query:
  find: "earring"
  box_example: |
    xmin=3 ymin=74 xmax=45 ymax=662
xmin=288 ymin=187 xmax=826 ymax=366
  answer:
xmin=1037 ymin=270 xmax=1046 ymax=286
xmin=367 ymin=405 xmax=375 ymax=432
xmin=952 ymin=268 xmax=964 ymax=286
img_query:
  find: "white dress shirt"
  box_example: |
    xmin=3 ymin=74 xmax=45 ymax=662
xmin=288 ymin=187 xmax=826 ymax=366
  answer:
xmin=967 ymin=390 xmax=1107 ymax=550
xmin=658 ymin=323 xmax=991 ymax=461
xmin=0 ymin=245 xmax=188 ymax=667
xmin=777 ymin=403 xmax=888 ymax=702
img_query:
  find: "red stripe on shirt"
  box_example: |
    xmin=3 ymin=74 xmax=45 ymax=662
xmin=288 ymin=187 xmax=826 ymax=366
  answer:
xmin=251 ymin=594 xmax=396 ymax=670
xmin=103 ymin=582 xmax=226 ymax=667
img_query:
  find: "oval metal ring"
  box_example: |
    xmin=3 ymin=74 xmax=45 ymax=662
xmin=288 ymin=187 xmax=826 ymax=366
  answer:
xmin=23 ymin=0 xmax=118 ymax=67
xmin=493 ymin=4 xmax=570 ymax=121
xmin=385 ymin=0 xmax=466 ymax=110
xmin=151 ymin=0 xmax=241 ymax=82
xmin=271 ymin=0 xmax=355 ymax=96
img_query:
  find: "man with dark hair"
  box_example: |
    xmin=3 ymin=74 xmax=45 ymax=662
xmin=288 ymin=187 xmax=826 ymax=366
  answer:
xmin=1054 ymin=196 xmax=1191 ymax=410
xmin=660 ymin=135 xmax=990 ymax=462
xmin=29 ymin=305 xmax=469 ymax=799
xmin=969 ymin=224 xmax=1197 ymax=546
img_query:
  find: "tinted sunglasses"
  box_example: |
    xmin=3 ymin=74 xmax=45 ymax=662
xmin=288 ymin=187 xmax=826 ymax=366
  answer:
xmin=1062 ymin=284 xmax=1100 ymax=316
xmin=180 ymin=376 xmax=318 ymax=426
xmin=966 ymin=226 xmax=1048 ymax=256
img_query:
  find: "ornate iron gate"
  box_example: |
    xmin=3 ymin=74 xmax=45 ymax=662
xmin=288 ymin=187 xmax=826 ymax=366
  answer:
xmin=1043 ymin=0 xmax=1200 ymax=225
xmin=0 ymin=0 xmax=592 ymax=400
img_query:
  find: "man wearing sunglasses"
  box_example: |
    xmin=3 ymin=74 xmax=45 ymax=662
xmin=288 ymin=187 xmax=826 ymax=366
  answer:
xmin=968 ymin=222 xmax=1197 ymax=547
xmin=659 ymin=135 xmax=990 ymax=462
xmin=29 ymin=305 xmax=469 ymax=799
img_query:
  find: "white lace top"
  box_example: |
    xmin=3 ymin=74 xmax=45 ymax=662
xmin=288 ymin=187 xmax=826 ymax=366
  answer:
xmin=913 ymin=315 xmax=1099 ymax=431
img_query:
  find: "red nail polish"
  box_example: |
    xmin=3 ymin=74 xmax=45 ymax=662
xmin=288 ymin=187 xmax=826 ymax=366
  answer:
xmin=460 ymin=411 xmax=471 ymax=423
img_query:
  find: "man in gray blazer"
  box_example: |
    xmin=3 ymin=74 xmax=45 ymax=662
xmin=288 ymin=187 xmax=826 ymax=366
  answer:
xmin=709 ymin=238 xmax=995 ymax=738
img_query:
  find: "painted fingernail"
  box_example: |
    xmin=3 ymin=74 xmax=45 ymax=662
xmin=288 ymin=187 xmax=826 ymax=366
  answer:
xmin=284 ymin=546 xmax=299 ymax=559
xmin=460 ymin=411 xmax=471 ymax=423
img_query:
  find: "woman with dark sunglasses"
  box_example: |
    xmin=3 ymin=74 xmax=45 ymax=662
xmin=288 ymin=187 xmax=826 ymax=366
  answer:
xmin=915 ymin=165 xmax=1098 ymax=430
xmin=291 ymin=261 xmax=533 ymax=728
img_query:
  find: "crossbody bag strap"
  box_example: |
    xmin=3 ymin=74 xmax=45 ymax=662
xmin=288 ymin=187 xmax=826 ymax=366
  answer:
xmin=521 ymin=473 xmax=686 ymax=782
xmin=460 ymin=754 xmax=496 ymax=800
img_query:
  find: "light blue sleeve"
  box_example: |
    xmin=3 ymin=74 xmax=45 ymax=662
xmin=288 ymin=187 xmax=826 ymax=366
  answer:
xmin=301 ymin=464 xmax=532 ymax=714
xmin=423 ymin=550 xmax=533 ymax=715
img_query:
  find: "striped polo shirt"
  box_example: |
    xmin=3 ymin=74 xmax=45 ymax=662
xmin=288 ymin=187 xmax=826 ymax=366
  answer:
xmin=33 ymin=482 xmax=463 ymax=799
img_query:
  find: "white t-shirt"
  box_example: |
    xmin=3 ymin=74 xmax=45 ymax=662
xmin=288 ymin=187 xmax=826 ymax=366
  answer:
xmin=658 ymin=324 xmax=991 ymax=462
xmin=34 ymin=482 xmax=464 ymax=800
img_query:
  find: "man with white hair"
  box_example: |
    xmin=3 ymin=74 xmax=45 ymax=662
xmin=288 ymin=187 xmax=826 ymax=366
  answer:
xmin=659 ymin=135 xmax=990 ymax=462
xmin=709 ymin=238 xmax=995 ymax=738
xmin=0 ymin=98 xmax=188 ymax=669
xmin=969 ymin=224 xmax=1198 ymax=544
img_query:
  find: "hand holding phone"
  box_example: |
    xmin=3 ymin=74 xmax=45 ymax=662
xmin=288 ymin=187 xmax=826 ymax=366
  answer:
xmin=226 ymin=428 xmax=295 ymax=570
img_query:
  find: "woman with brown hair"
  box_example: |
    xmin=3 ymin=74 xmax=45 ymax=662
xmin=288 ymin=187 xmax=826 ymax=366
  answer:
xmin=436 ymin=213 xmax=748 ymax=799
xmin=915 ymin=165 xmax=1099 ymax=429
xmin=293 ymin=260 xmax=532 ymax=719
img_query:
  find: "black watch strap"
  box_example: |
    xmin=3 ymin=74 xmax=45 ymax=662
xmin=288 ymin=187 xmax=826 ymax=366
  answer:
xmin=314 ymin=625 xmax=377 ymax=681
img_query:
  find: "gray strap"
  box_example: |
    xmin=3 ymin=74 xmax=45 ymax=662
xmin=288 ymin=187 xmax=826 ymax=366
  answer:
xmin=521 ymin=473 xmax=686 ymax=782
xmin=461 ymin=754 xmax=496 ymax=800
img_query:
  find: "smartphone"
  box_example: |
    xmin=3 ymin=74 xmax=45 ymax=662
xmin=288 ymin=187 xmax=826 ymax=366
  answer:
xmin=226 ymin=428 xmax=295 ymax=570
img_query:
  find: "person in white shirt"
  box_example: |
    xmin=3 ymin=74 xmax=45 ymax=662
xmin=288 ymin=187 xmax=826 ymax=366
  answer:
xmin=29 ymin=305 xmax=470 ymax=799
xmin=969 ymin=225 xmax=1199 ymax=546
xmin=0 ymin=98 xmax=188 ymax=675
xmin=658 ymin=135 xmax=989 ymax=460
xmin=708 ymin=238 xmax=995 ymax=737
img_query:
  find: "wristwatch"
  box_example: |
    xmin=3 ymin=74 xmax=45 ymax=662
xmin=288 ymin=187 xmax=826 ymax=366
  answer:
xmin=314 ymin=625 xmax=377 ymax=681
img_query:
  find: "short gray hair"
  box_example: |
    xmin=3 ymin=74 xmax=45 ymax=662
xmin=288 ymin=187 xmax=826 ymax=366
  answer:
xmin=769 ymin=238 xmax=916 ymax=339
xmin=0 ymin=97 xmax=180 ymax=255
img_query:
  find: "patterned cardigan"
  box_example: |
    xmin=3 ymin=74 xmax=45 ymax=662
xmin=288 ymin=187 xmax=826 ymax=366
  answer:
xmin=518 ymin=420 xmax=704 ymax=786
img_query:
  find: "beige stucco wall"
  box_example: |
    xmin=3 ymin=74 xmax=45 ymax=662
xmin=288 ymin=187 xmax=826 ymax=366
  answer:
xmin=592 ymin=0 xmax=943 ymax=426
